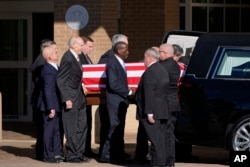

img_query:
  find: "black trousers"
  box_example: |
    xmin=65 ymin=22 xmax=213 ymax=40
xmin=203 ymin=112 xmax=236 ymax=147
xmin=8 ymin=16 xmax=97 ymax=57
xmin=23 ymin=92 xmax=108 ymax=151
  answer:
xmin=142 ymin=119 xmax=167 ymax=166
xmin=34 ymin=108 xmax=44 ymax=160
xmin=98 ymin=104 xmax=110 ymax=156
xmin=135 ymin=121 xmax=149 ymax=159
xmin=62 ymin=107 xmax=87 ymax=160
xmin=165 ymin=113 xmax=177 ymax=166
xmin=85 ymin=105 xmax=92 ymax=154
xmin=43 ymin=111 xmax=62 ymax=160
xmin=101 ymin=102 xmax=127 ymax=160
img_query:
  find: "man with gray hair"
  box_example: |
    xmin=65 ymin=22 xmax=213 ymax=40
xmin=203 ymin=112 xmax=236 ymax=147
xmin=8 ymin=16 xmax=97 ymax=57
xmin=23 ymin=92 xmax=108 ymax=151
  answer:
xmin=172 ymin=44 xmax=184 ymax=62
xmin=57 ymin=36 xmax=88 ymax=163
xmin=30 ymin=39 xmax=57 ymax=161
xmin=98 ymin=34 xmax=128 ymax=64
xmin=135 ymin=47 xmax=169 ymax=166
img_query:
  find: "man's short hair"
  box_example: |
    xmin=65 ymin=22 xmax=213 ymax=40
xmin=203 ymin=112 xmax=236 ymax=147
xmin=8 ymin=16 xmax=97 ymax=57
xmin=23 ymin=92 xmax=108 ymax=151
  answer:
xmin=173 ymin=44 xmax=183 ymax=56
xmin=145 ymin=48 xmax=160 ymax=60
xmin=112 ymin=34 xmax=128 ymax=47
xmin=81 ymin=36 xmax=94 ymax=43
xmin=40 ymin=39 xmax=56 ymax=52
xmin=113 ymin=41 xmax=127 ymax=54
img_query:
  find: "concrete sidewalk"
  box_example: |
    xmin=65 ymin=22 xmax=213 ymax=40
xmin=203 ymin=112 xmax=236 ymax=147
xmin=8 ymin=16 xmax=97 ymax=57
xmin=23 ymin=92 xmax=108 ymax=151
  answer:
xmin=0 ymin=105 xmax=229 ymax=167
xmin=0 ymin=140 xmax=229 ymax=167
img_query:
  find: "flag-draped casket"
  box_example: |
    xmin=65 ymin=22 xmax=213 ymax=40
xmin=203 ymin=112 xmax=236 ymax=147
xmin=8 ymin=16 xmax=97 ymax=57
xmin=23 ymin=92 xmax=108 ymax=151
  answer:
xmin=82 ymin=63 xmax=146 ymax=105
xmin=82 ymin=62 xmax=185 ymax=105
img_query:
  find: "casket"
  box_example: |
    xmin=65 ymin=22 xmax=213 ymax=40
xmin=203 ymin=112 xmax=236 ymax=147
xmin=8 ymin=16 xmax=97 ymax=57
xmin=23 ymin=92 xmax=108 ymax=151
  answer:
xmin=82 ymin=63 xmax=146 ymax=105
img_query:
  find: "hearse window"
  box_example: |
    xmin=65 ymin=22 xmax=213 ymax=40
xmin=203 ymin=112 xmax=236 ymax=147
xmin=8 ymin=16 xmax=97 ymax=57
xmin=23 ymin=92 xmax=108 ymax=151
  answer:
xmin=216 ymin=48 xmax=250 ymax=78
xmin=165 ymin=34 xmax=199 ymax=56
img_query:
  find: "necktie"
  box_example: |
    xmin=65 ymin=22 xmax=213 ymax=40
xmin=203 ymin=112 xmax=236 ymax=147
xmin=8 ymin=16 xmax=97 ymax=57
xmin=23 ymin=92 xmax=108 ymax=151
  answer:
xmin=86 ymin=55 xmax=93 ymax=64
xmin=76 ymin=56 xmax=82 ymax=69
xmin=122 ymin=61 xmax=126 ymax=72
xmin=77 ymin=56 xmax=80 ymax=62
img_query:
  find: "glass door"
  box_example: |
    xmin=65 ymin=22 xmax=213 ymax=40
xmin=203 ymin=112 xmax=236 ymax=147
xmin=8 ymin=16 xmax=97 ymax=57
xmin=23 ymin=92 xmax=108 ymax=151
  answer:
xmin=0 ymin=14 xmax=32 ymax=121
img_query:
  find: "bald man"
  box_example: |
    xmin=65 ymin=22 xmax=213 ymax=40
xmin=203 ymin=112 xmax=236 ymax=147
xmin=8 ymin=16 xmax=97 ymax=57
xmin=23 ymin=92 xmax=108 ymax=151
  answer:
xmin=159 ymin=43 xmax=181 ymax=167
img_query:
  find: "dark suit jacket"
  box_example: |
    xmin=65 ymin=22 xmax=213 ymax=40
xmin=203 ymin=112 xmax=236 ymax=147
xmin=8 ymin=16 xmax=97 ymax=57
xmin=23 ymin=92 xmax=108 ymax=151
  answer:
xmin=105 ymin=55 xmax=130 ymax=108
xmin=136 ymin=62 xmax=170 ymax=120
xmin=38 ymin=62 xmax=61 ymax=112
xmin=79 ymin=52 xmax=93 ymax=65
xmin=30 ymin=54 xmax=46 ymax=109
xmin=160 ymin=57 xmax=181 ymax=112
xmin=98 ymin=49 xmax=114 ymax=64
xmin=57 ymin=50 xmax=85 ymax=109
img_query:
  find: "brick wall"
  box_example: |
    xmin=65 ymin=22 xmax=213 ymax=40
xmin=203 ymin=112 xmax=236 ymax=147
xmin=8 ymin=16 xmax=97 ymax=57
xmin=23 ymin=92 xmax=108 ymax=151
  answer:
xmin=121 ymin=0 xmax=179 ymax=62
xmin=54 ymin=0 xmax=179 ymax=63
xmin=54 ymin=0 xmax=119 ymax=63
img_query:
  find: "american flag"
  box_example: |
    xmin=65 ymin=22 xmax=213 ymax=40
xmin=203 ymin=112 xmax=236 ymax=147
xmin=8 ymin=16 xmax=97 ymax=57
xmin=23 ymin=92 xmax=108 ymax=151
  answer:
xmin=177 ymin=62 xmax=186 ymax=85
xmin=82 ymin=62 xmax=186 ymax=92
xmin=82 ymin=62 xmax=147 ymax=92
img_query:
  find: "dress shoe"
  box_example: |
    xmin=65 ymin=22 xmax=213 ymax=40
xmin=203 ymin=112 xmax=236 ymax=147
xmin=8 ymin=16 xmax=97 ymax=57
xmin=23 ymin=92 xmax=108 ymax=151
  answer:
xmin=54 ymin=155 xmax=65 ymax=162
xmin=123 ymin=152 xmax=131 ymax=158
xmin=134 ymin=156 xmax=150 ymax=164
xmin=80 ymin=156 xmax=89 ymax=162
xmin=99 ymin=154 xmax=110 ymax=163
xmin=66 ymin=157 xmax=83 ymax=163
xmin=99 ymin=157 xmax=110 ymax=163
xmin=44 ymin=157 xmax=60 ymax=163
xmin=36 ymin=155 xmax=43 ymax=161
xmin=111 ymin=155 xmax=133 ymax=165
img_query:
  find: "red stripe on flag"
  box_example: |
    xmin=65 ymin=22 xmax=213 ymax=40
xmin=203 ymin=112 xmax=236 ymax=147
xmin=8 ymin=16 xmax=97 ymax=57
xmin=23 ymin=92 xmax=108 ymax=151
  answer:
xmin=126 ymin=65 xmax=146 ymax=71
xmin=82 ymin=66 xmax=106 ymax=72
xmin=82 ymin=63 xmax=146 ymax=92
xmin=127 ymin=77 xmax=142 ymax=85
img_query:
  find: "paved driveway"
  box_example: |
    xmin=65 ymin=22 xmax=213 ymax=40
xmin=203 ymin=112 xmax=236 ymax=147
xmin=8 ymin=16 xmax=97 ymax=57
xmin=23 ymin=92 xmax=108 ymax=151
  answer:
xmin=1 ymin=105 xmax=230 ymax=167
xmin=0 ymin=141 xmax=229 ymax=167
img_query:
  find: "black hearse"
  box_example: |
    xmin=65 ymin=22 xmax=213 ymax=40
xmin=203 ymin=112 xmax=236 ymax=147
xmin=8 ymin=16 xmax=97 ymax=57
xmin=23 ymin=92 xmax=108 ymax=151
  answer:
xmin=163 ymin=31 xmax=250 ymax=151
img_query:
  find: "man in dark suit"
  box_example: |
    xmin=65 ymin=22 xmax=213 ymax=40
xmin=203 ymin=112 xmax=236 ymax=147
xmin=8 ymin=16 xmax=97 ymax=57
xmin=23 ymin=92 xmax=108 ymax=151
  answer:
xmin=159 ymin=43 xmax=181 ymax=167
xmin=79 ymin=36 xmax=96 ymax=157
xmin=136 ymin=47 xmax=169 ymax=166
xmin=57 ymin=36 xmax=88 ymax=163
xmin=38 ymin=44 xmax=64 ymax=163
xmin=97 ymin=34 xmax=128 ymax=157
xmin=100 ymin=41 xmax=133 ymax=163
xmin=134 ymin=47 xmax=159 ymax=164
xmin=30 ymin=39 xmax=56 ymax=160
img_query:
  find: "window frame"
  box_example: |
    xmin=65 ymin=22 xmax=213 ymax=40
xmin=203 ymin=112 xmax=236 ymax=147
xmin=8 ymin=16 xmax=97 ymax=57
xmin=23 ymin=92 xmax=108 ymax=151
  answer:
xmin=180 ymin=0 xmax=250 ymax=32
xmin=212 ymin=46 xmax=250 ymax=80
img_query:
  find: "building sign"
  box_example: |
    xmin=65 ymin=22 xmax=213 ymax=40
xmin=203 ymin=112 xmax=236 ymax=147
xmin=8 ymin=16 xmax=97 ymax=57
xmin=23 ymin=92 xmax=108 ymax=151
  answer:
xmin=65 ymin=4 xmax=89 ymax=30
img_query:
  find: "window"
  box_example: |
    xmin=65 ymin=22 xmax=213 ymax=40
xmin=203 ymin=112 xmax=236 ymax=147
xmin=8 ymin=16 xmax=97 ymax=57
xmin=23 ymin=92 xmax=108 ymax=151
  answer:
xmin=209 ymin=7 xmax=223 ymax=32
xmin=166 ymin=34 xmax=199 ymax=56
xmin=181 ymin=0 xmax=250 ymax=32
xmin=192 ymin=7 xmax=207 ymax=31
xmin=216 ymin=48 xmax=250 ymax=78
xmin=0 ymin=20 xmax=27 ymax=61
xmin=225 ymin=8 xmax=240 ymax=32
